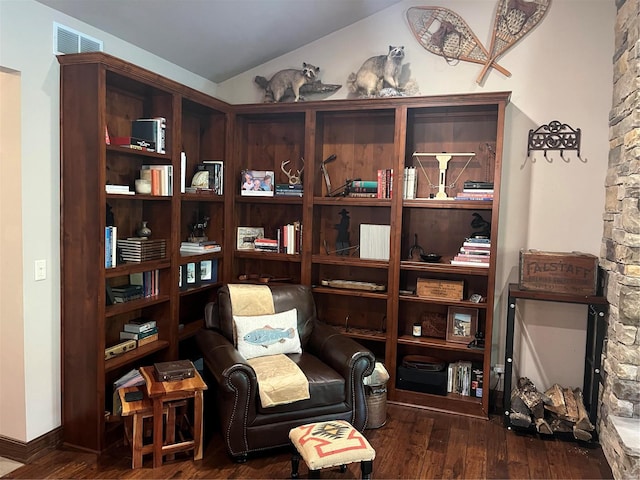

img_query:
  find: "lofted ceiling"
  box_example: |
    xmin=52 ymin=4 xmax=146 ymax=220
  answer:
xmin=37 ymin=0 xmax=403 ymax=83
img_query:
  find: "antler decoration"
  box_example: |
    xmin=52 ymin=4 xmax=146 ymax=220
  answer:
xmin=281 ymin=157 xmax=304 ymax=185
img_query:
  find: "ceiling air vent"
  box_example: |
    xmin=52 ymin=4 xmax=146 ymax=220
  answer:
xmin=54 ymin=23 xmax=103 ymax=55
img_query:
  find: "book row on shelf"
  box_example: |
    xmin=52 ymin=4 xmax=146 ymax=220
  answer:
xmin=106 ymin=271 xmax=160 ymax=305
xmin=448 ymin=360 xmax=483 ymax=398
xmin=237 ymin=223 xmax=301 ymax=254
xmin=106 ymin=117 xmax=166 ymax=154
xmin=396 ymin=359 xmax=483 ymax=399
xmin=185 ymin=158 xmax=224 ymax=195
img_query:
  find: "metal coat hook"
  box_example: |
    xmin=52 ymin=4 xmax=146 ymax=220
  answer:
xmin=527 ymin=120 xmax=587 ymax=163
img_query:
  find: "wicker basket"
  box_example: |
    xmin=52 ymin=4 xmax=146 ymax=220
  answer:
xmin=365 ymin=384 xmax=387 ymax=429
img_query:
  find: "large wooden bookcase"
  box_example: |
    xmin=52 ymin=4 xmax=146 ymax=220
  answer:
xmin=232 ymin=94 xmax=508 ymax=420
xmin=60 ymin=52 xmax=509 ymax=452
xmin=58 ymin=53 xmax=231 ymax=452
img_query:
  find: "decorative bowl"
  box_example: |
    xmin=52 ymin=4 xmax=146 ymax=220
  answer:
xmin=420 ymin=253 xmax=442 ymax=263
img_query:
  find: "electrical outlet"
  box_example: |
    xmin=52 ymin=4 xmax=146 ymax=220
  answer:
xmin=34 ymin=259 xmax=47 ymax=281
xmin=494 ymin=364 xmax=505 ymax=374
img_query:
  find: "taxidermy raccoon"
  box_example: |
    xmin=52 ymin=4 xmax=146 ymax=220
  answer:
xmin=264 ymin=63 xmax=320 ymax=103
xmin=348 ymin=46 xmax=405 ymax=97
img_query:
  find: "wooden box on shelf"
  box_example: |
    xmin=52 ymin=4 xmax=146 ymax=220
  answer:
xmin=416 ymin=278 xmax=464 ymax=300
xmin=519 ymin=249 xmax=598 ymax=295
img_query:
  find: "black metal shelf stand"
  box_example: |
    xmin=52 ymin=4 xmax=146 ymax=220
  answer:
xmin=503 ymin=283 xmax=608 ymax=428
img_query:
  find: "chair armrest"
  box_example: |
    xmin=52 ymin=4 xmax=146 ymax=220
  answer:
xmin=195 ymin=329 xmax=257 ymax=393
xmin=308 ymin=321 xmax=376 ymax=379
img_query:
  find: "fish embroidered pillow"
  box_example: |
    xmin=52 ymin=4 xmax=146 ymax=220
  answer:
xmin=233 ymin=308 xmax=302 ymax=360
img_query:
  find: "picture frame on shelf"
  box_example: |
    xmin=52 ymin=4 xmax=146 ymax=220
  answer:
xmin=237 ymin=227 xmax=265 ymax=250
xmin=446 ymin=306 xmax=478 ymax=344
xmin=240 ymin=170 xmax=274 ymax=196
xmin=200 ymin=259 xmax=218 ymax=283
xmin=186 ymin=262 xmax=198 ymax=286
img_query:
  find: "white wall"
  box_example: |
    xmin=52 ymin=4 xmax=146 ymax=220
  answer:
xmin=218 ymin=0 xmax=615 ymax=391
xmin=0 ymin=0 xmax=218 ymax=443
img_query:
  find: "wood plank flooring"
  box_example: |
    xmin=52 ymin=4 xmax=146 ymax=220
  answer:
xmin=3 ymin=404 xmax=613 ymax=479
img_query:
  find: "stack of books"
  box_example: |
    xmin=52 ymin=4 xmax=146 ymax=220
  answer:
xmin=451 ymin=237 xmax=491 ymax=267
xmin=180 ymin=241 xmax=221 ymax=255
xmin=118 ymin=238 xmax=166 ymax=262
xmin=275 ymin=184 xmax=303 ymax=197
xmin=105 ymin=184 xmax=134 ymax=195
xmin=109 ymin=284 xmax=144 ymax=303
xmin=120 ymin=319 xmax=158 ymax=347
xmin=455 ymin=181 xmax=494 ymax=201
xmin=254 ymin=238 xmax=279 ymax=252
xmin=348 ymin=180 xmax=377 ymax=198
xmin=109 ymin=136 xmax=155 ymax=152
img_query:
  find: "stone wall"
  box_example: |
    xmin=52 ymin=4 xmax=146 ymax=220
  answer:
xmin=599 ymin=0 xmax=640 ymax=478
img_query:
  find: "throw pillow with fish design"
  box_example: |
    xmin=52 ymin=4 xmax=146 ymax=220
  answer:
xmin=233 ymin=308 xmax=301 ymax=360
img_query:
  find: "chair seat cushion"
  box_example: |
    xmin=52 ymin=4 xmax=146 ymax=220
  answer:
xmin=256 ymin=352 xmax=344 ymax=415
xmin=289 ymin=420 xmax=375 ymax=470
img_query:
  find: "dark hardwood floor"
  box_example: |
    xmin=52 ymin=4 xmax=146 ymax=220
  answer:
xmin=4 ymin=404 xmax=613 ymax=479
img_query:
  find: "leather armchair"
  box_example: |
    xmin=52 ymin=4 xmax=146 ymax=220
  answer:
xmin=196 ymin=284 xmax=375 ymax=462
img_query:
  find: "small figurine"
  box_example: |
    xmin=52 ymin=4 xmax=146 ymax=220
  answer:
xmin=334 ymin=209 xmax=350 ymax=255
xmin=470 ymin=212 xmax=491 ymax=238
xmin=189 ymin=215 xmax=209 ymax=243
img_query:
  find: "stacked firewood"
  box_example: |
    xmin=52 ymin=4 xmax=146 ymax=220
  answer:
xmin=509 ymin=377 xmax=595 ymax=441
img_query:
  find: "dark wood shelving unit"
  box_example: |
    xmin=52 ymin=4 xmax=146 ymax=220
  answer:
xmin=59 ymin=52 xmax=230 ymax=452
xmin=60 ymin=51 xmax=509 ymax=452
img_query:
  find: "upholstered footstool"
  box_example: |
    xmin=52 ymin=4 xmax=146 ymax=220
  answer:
xmin=289 ymin=420 xmax=375 ymax=479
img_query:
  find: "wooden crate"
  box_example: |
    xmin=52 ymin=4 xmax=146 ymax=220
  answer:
xmin=416 ymin=278 xmax=464 ymax=300
xmin=519 ymin=250 xmax=598 ymax=295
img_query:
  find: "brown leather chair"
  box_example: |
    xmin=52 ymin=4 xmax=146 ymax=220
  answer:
xmin=196 ymin=284 xmax=375 ymax=462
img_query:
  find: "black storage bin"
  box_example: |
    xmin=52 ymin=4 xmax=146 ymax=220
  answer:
xmin=397 ymin=366 xmax=448 ymax=396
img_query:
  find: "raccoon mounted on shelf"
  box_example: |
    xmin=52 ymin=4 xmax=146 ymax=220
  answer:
xmin=347 ymin=45 xmax=405 ymax=98
xmin=260 ymin=62 xmax=320 ymax=103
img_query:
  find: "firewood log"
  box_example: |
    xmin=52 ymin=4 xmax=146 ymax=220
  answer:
xmin=544 ymin=383 xmax=567 ymax=417
xmin=573 ymin=388 xmax=595 ymax=432
xmin=573 ymin=426 xmax=593 ymax=441
xmin=563 ymin=387 xmax=580 ymax=423
xmin=535 ymin=417 xmax=553 ymax=435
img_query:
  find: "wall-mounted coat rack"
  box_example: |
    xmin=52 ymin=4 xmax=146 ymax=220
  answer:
xmin=527 ymin=120 xmax=586 ymax=163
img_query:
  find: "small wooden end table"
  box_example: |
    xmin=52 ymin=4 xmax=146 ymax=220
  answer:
xmin=139 ymin=365 xmax=208 ymax=468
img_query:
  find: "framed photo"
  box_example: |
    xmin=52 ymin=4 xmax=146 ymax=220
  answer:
xmin=446 ymin=306 xmax=478 ymax=344
xmin=186 ymin=262 xmax=198 ymax=286
xmin=200 ymin=259 xmax=218 ymax=283
xmin=237 ymin=226 xmax=264 ymax=250
xmin=240 ymin=169 xmax=274 ymax=196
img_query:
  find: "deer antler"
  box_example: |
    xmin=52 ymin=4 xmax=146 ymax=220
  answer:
xmin=281 ymin=157 xmax=304 ymax=185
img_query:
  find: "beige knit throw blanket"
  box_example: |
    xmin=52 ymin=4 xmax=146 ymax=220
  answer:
xmin=228 ymin=283 xmax=275 ymax=316
xmin=247 ymin=354 xmax=310 ymax=408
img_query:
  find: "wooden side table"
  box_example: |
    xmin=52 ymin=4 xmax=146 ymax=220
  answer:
xmin=119 ymin=386 xmax=186 ymax=469
xmin=139 ymin=365 xmax=208 ymax=468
